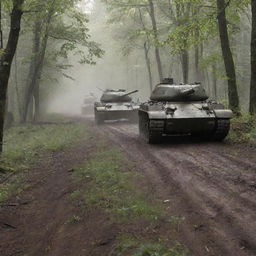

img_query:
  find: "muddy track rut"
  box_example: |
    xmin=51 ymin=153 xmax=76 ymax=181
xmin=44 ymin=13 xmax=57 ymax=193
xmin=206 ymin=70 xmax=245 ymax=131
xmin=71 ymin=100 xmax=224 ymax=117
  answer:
xmin=96 ymin=120 xmax=256 ymax=256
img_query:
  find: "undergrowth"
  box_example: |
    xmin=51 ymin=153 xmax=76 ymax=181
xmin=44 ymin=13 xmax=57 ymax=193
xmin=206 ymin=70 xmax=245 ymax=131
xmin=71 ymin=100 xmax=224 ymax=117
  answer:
xmin=0 ymin=122 xmax=89 ymax=202
xmin=229 ymin=115 xmax=256 ymax=145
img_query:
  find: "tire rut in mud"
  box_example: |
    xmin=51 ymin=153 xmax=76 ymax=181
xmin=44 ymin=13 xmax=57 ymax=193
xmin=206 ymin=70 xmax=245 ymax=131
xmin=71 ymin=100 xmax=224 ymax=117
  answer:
xmin=96 ymin=121 xmax=256 ymax=256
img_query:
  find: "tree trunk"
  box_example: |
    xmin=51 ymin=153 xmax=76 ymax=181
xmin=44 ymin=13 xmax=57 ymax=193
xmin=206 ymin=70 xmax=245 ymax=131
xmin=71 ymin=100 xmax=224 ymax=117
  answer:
xmin=195 ymin=45 xmax=199 ymax=80
xmin=22 ymin=20 xmax=41 ymax=123
xmin=0 ymin=1 xmax=3 ymax=59
xmin=138 ymin=9 xmax=153 ymax=91
xmin=33 ymin=80 xmax=40 ymax=122
xmin=250 ymin=0 xmax=256 ymax=114
xmin=181 ymin=49 xmax=189 ymax=83
xmin=14 ymin=53 xmax=22 ymax=119
xmin=23 ymin=7 xmax=53 ymax=122
xmin=0 ymin=0 xmax=24 ymax=152
xmin=148 ymin=0 xmax=163 ymax=82
xmin=212 ymin=64 xmax=217 ymax=100
xmin=217 ymin=0 xmax=240 ymax=113
xmin=143 ymin=42 xmax=153 ymax=91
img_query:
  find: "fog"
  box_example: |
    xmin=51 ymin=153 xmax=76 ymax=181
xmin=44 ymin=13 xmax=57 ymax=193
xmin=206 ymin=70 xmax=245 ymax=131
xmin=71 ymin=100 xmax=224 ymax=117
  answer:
xmin=47 ymin=1 xmax=151 ymax=115
xmin=45 ymin=0 xmax=252 ymax=116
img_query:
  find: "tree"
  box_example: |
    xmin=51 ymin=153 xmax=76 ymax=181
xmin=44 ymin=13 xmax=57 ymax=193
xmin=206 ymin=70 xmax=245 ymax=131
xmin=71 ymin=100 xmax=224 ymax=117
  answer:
xmin=250 ymin=0 xmax=256 ymax=114
xmin=216 ymin=0 xmax=240 ymax=112
xmin=0 ymin=0 xmax=24 ymax=152
xmin=148 ymin=0 xmax=163 ymax=82
xmin=21 ymin=0 xmax=103 ymax=122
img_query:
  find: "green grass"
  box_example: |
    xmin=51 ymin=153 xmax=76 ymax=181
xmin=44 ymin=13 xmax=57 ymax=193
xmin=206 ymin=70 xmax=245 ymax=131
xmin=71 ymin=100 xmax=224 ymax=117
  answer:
xmin=72 ymin=148 xmax=163 ymax=221
xmin=0 ymin=122 xmax=89 ymax=202
xmin=72 ymin=147 xmax=188 ymax=255
xmin=114 ymin=237 xmax=188 ymax=256
xmin=228 ymin=114 xmax=256 ymax=144
xmin=2 ymin=122 xmax=88 ymax=165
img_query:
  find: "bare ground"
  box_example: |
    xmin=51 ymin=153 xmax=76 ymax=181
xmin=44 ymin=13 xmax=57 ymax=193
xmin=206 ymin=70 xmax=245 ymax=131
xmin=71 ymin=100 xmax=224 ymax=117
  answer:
xmin=97 ymin=120 xmax=256 ymax=256
xmin=0 ymin=116 xmax=256 ymax=256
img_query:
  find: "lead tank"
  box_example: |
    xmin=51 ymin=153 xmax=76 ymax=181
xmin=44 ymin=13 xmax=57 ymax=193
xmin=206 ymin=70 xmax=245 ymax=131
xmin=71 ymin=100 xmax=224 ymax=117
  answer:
xmin=94 ymin=89 xmax=139 ymax=124
xmin=139 ymin=79 xmax=233 ymax=143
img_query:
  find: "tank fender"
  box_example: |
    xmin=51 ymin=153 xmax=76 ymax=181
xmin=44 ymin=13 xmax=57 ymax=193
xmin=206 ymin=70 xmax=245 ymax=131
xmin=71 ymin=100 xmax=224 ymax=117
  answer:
xmin=147 ymin=111 xmax=166 ymax=119
xmin=95 ymin=106 xmax=106 ymax=111
xmin=214 ymin=109 xmax=233 ymax=119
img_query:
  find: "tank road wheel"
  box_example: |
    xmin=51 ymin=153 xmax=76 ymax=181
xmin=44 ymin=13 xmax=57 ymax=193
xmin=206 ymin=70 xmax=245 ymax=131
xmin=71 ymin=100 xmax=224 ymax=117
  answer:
xmin=94 ymin=110 xmax=104 ymax=125
xmin=212 ymin=119 xmax=230 ymax=141
xmin=139 ymin=112 xmax=161 ymax=144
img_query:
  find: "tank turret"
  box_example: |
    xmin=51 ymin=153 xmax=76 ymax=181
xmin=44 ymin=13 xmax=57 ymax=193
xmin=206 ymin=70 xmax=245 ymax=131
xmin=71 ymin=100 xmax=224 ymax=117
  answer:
xmin=100 ymin=89 xmax=138 ymax=103
xmin=150 ymin=82 xmax=208 ymax=102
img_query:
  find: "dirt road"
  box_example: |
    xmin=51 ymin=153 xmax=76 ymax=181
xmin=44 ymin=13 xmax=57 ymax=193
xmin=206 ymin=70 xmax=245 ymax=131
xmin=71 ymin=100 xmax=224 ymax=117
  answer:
xmin=96 ymin=120 xmax=256 ymax=256
xmin=1 ymin=117 xmax=256 ymax=256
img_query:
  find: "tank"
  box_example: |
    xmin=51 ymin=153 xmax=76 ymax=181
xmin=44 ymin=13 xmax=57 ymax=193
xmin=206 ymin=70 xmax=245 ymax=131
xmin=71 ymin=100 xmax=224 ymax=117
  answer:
xmin=94 ymin=89 xmax=139 ymax=124
xmin=139 ymin=79 xmax=233 ymax=143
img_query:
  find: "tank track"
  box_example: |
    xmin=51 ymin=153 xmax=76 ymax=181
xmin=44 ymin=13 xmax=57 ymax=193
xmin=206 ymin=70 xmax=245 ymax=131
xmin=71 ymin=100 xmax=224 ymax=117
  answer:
xmin=94 ymin=110 xmax=104 ymax=125
xmin=139 ymin=112 xmax=162 ymax=144
xmin=212 ymin=119 xmax=230 ymax=141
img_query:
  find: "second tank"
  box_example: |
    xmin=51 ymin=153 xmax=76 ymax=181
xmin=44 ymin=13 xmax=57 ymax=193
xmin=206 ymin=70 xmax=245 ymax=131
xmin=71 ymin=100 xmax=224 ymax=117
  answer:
xmin=94 ymin=89 xmax=139 ymax=124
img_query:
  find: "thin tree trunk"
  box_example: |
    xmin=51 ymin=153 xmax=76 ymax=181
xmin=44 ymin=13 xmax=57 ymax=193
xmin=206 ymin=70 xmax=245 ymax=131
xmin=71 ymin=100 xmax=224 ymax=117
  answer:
xmin=148 ymin=0 xmax=163 ymax=82
xmin=212 ymin=64 xmax=217 ymax=100
xmin=0 ymin=1 xmax=3 ymax=62
xmin=195 ymin=46 xmax=199 ymax=80
xmin=33 ymin=80 xmax=40 ymax=122
xmin=250 ymin=0 xmax=256 ymax=114
xmin=138 ymin=9 xmax=153 ymax=91
xmin=14 ymin=53 xmax=22 ymax=119
xmin=24 ymin=6 xmax=53 ymax=122
xmin=22 ymin=20 xmax=41 ymax=122
xmin=143 ymin=42 xmax=153 ymax=91
xmin=181 ymin=49 xmax=189 ymax=83
xmin=217 ymin=0 xmax=240 ymax=113
xmin=0 ymin=0 xmax=24 ymax=152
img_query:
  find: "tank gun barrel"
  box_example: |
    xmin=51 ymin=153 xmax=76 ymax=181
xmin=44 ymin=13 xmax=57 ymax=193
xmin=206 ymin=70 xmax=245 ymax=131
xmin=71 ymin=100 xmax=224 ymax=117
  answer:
xmin=121 ymin=90 xmax=138 ymax=97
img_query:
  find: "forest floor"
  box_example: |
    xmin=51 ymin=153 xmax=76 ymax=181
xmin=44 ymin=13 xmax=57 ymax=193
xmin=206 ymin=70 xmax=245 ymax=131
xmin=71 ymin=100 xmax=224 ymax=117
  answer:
xmin=0 ymin=114 xmax=256 ymax=256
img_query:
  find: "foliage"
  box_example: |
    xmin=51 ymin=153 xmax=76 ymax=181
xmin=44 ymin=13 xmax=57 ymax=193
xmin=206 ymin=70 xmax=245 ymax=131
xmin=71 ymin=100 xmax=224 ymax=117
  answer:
xmin=229 ymin=115 xmax=256 ymax=144
xmin=49 ymin=7 xmax=104 ymax=65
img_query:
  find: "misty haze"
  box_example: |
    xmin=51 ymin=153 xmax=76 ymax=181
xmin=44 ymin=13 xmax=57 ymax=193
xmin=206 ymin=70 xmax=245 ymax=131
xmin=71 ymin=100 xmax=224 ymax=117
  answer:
xmin=0 ymin=0 xmax=256 ymax=256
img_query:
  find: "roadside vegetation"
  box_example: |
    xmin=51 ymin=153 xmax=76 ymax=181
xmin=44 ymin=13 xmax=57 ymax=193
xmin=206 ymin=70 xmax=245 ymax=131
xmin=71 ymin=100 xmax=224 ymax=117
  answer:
xmin=71 ymin=142 xmax=188 ymax=255
xmin=1 ymin=120 xmax=188 ymax=255
xmin=0 ymin=121 xmax=89 ymax=202
xmin=229 ymin=115 xmax=256 ymax=145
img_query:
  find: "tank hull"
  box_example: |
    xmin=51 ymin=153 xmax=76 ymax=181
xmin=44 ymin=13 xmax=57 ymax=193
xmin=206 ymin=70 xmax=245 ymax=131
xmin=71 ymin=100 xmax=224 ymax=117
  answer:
xmin=94 ymin=102 xmax=139 ymax=124
xmin=139 ymin=101 xmax=232 ymax=143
